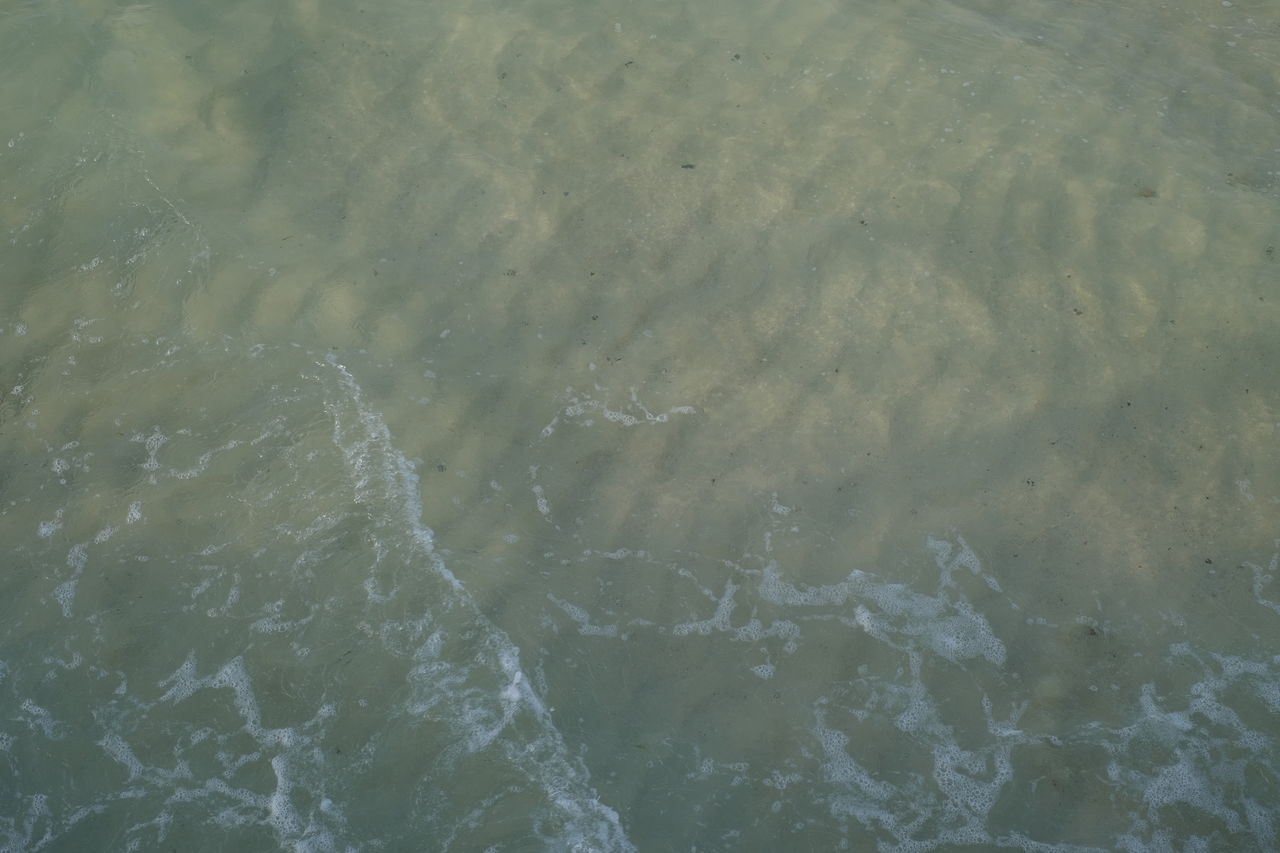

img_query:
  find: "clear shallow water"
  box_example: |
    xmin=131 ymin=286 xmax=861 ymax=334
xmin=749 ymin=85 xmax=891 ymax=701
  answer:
xmin=2 ymin=0 xmax=1279 ymax=850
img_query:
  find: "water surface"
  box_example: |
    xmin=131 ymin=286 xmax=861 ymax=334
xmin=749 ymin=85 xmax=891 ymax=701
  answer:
xmin=2 ymin=0 xmax=1278 ymax=849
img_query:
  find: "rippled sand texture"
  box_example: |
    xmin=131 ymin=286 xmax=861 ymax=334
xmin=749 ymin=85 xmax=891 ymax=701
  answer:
xmin=2 ymin=0 xmax=1278 ymax=849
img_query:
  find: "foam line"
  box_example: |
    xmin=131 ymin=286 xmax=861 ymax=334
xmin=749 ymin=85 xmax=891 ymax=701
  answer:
xmin=322 ymin=354 xmax=635 ymax=851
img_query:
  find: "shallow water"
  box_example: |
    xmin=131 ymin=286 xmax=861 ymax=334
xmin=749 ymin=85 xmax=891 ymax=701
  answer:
xmin=2 ymin=0 xmax=1278 ymax=850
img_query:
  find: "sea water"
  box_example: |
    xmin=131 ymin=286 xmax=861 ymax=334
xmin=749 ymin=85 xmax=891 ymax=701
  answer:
xmin=1 ymin=0 xmax=1278 ymax=849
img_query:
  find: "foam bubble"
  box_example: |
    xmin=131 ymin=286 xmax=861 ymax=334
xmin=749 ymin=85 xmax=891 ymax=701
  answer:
xmin=550 ymin=595 xmax=619 ymax=637
xmin=672 ymin=581 xmax=738 ymax=636
xmin=36 ymin=510 xmax=63 ymax=538
xmin=98 ymin=733 xmax=145 ymax=781
xmin=52 ymin=580 xmax=76 ymax=617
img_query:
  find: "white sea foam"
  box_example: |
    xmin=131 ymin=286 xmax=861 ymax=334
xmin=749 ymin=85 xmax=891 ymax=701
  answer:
xmin=6 ymin=340 xmax=1276 ymax=852
xmin=760 ymin=557 xmax=1006 ymax=666
xmin=322 ymin=355 xmax=636 ymax=851
xmin=550 ymin=594 xmax=620 ymax=637
xmin=36 ymin=509 xmax=63 ymax=538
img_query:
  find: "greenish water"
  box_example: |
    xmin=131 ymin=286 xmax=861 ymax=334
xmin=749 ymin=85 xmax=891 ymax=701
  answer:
xmin=2 ymin=0 xmax=1278 ymax=850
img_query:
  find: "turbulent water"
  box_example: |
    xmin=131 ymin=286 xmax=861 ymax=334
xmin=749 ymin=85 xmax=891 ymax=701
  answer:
xmin=2 ymin=0 xmax=1278 ymax=850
